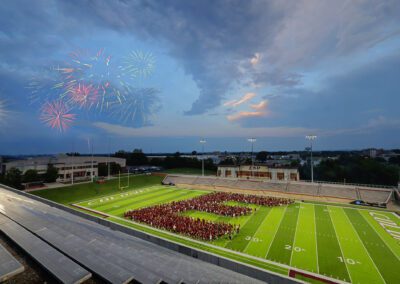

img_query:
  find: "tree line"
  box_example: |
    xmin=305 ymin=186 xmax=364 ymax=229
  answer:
xmin=0 ymin=164 xmax=59 ymax=189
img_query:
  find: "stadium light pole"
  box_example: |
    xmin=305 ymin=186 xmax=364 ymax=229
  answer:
xmin=200 ymin=139 xmax=207 ymax=176
xmin=305 ymin=135 xmax=317 ymax=183
xmin=248 ymin=138 xmax=256 ymax=178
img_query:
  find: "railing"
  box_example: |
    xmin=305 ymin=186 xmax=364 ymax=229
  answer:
xmin=300 ymin=179 xmax=395 ymax=189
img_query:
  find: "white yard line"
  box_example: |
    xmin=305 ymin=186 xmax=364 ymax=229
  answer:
xmin=391 ymin=212 xmax=400 ymax=220
xmin=242 ymin=206 xmax=269 ymax=253
xmin=76 ymin=185 xmax=164 ymax=205
xmin=312 ymin=202 xmax=395 ymax=214
xmin=342 ymin=208 xmax=386 ymax=284
xmin=313 ymin=205 xmax=320 ymax=274
xmin=328 ymin=207 xmax=352 ymax=283
xmin=360 ymin=211 xmax=400 ymax=262
xmin=289 ymin=205 xmax=301 ymax=267
xmin=264 ymin=206 xmax=288 ymax=258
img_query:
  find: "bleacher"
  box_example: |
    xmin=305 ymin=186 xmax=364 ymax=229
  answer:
xmin=0 ymin=242 xmax=24 ymax=282
xmin=318 ymin=184 xmax=358 ymax=200
xmin=165 ymin=175 xmax=394 ymax=205
xmin=287 ymin=182 xmax=319 ymax=196
xmin=0 ymin=185 xmax=264 ymax=284
xmin=358 ymin=188 xmax=393 ymax=203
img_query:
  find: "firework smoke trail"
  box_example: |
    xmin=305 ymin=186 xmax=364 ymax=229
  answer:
xmin=40 ymin=100 xmax=76 ymax=132
xmin=120 ymin=51 xmax=155 ymax=78
xmin=111 ymin=86 xmax=160 ymax=127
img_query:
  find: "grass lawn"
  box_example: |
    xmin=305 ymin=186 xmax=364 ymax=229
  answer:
xmin=32 ymin=176 xmax=400 ymax=284
xmin=31 ymin=175 xmax=163 ymax=204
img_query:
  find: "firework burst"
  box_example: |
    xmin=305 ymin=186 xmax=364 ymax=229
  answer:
xmin=69 ymin=83 xmax=99 ymax=109
xmin=27 ymin=67 xmax=75 ymax=105
xmin=0 ymin=99 xmax=9 ymax=126
xmin=65 ymin=48 xmax=124 ymax=111
xmin=111 ymin=86 xmax=160 ymax=127
xmin=120 ymin=50 xmax=155 ymax=78
xmin=40 ymin=100 xmax=76 ymax=132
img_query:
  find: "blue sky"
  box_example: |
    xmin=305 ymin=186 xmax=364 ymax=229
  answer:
xmin=0 ymin=0 xmax=400 ymax=154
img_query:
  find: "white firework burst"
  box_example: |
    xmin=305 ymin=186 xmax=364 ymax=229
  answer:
xmin=0 ymin=99 xmax=9 ymax=127
xmin=120 ymin=51 xmax=155 ymax=78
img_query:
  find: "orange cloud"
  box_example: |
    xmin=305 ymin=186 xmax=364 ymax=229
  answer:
xmin=224 ymin=92 xmax=256 ymax=107
xmin=250 ymin=53 xmax=261 ymax=66
xmin=250 ymin=100 xmax=268 ymax=110
xmin=227 ymin=111 xmax=266 ymax=121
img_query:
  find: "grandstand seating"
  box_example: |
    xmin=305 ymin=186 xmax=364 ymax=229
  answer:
xmin=0 ymin=243 xmax=24 ymax=282
xmin=316 ymin=184 xmax=358 ymax=199
xmin=0 ymin=214 xmax=91 ymax=284
xmin=0 ymin=186 xmax=264 ymax=284
xmin=359 ymin=188 xmax=392 ymax=203
xmin=165 ymin=175 xmax=394 ymax=204
xmin=288 ymin=183 xmax=319 ymax=196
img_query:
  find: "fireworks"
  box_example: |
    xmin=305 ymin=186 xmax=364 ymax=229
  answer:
xmin=120 ymin=51 xmax=155 ymax=78
xmin=69 ymin=83 xmax=99 ymax=109
xmin=65 ymin=48 xmax=124 ymax=111
xmin=112 ymin=86 xmax=160 ymax=127
xmin=27 ymin=68 xmax=75 ymax=105
xmin=40 ymin=100 xmax=76 ymax=132
xmin=29 ymin=48 xmax=160 ymax=132
xmin=0 ymin=99 xmax=8 ymax=126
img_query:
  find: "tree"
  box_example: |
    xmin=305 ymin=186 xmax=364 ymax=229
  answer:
xmin=256 ymin=151 xmax=269 ymax=162
xmin=4 ymin=167 xmax=22 ymax=189
xmin=23 ymin=169 xmax=40 ymax=183
xmin=219 ymin=157 xmax=236 ymax=166
xmin=131 ymin=149 xmax=148 ymax=165
xmin=44 ymin=164 xmax=59 ymax=183
xmin=192 ymin=151 xmax=197 ymax=155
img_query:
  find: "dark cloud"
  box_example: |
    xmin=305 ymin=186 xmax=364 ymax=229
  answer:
xmin=1 ymin=0 xmax=400 ymax=115
xmin=239 ymin=52 xmax=400 ymax=132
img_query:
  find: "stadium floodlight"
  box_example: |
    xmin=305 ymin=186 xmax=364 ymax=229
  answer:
xmin=305 ymin=135 xmax=317 ymax=183
xmin=248 ymin=138 xmax=256 ymax=178
xmin=200 ymin=139 xmax=207 ymax=176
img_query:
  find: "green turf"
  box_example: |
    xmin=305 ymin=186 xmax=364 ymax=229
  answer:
xmin=290 ymin=203 xmax=318 ymax=272
xmin=266 ymin=204 xmax=300 ymax=265
xmin=344 ymin=209 xmax=400 ymax=284
xmin=314 ymin=205 xmax=350 ymax=281
xmin=31 ymin=175 xmax=163 ymax=204
xmin=32 ymin=178 xmax=400 ymax=284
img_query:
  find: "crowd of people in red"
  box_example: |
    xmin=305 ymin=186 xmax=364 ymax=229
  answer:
xmin=124 ymin=192 xmax=293 ymax=240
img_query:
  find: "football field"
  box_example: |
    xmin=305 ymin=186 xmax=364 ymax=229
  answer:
xmin=75 ymin=185 xmax=400 ymax=284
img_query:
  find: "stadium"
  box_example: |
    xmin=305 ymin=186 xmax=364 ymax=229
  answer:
xmin=1 ymin=170 xmax=399 ymax=284
xmin=1 ymin=1 xmax=400 ymax=284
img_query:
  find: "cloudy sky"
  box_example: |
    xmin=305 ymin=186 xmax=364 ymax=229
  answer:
xmin=0 ymin=0 xmax=400 ymax=154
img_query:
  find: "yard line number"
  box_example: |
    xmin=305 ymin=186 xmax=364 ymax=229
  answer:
xmin=337 ymin=257 xmax=361 ymax=265
xmin=285 ymin=245 xmax=305 ymax=252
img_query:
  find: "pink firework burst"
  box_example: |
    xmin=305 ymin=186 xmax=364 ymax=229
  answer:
xmin=40 ymin=101 xmax=76 ymax=132
xmin=70 ymin=83 xmax=99 ymax=109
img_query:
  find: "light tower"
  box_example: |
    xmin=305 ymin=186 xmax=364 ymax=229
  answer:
xmin=248 ymin=138 xmax=256 ymax=178
xmin=305 ymin=135 xmax=317 ymax=183
xmin=200 ymin=139 xmax=207 ymax=176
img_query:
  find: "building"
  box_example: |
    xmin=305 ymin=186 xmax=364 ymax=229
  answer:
xmin=217 ymin=164 xmax=299 ymax=181
xmin=3 ymin=155 xmax=126 ymax=183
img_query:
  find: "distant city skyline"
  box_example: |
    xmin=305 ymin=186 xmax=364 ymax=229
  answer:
xmin=1 ymin=1 xmax=399 ymax=154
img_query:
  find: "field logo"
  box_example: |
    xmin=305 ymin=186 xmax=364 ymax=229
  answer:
xmin=369 ymin=212 xmax=400 ymax=243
